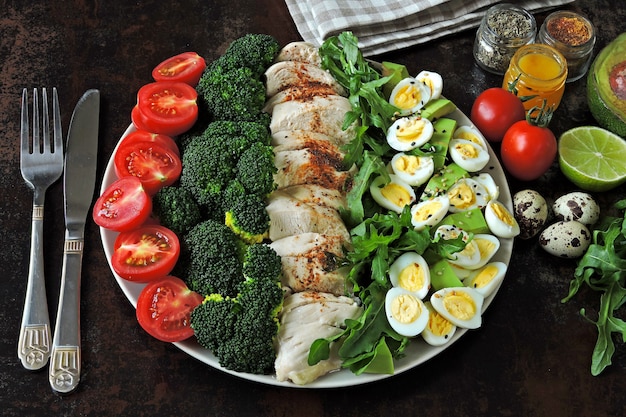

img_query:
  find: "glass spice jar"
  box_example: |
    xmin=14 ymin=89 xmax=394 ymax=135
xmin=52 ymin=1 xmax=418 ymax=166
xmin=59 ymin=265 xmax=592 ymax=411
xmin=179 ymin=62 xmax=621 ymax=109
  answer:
xmin=473 ymin=3 xmax=537 ymax=75
xmin=502 ymin=43 xmax=568 ymax=112
xmin=537 ymin=10 xmax=596 ymax=82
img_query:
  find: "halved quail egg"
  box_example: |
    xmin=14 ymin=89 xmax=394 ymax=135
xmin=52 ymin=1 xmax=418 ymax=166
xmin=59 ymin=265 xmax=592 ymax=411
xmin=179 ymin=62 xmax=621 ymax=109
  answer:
xmin=370 ymin=174 xmax=416 ymax=213
xmin=421 ymin=301 xmax=457 ymax=346
xmin=448 ymin=138 xmax=490 ymax=172
xmin=385 ymin=287 xmax=429 ymax=337
xmin=387 ymin=116 xmax=434 ymax=151
xmin=415 ymin=70 xmax=443 ymax=100
xmin=446 ymin=177 xmax=489 ymax=213
xmin=410 ymin=195 xmax=450 ymax=231
xmin=453 ymin=125 xmax=488 ymax=150
xmin=474 ymin=173 xmax=499 ymax=201
xmin=470 ymin=233 xmax=501 ymax=270
xmin=388 ymin=77 xmax=432 ymax=116
xmin=434 ymin=225 xmax=482 ymax=269
xmin=389 ymin=252 xmax=431 ymax=300
xmin=430 ymin=286 xmax=484 ymax=329
xmin=390 ymin=153 xmax=434 ymax=186
xmin=463 ymin=261 xmax=507 ymax=297
xmin=485 ymin=200 xmax=520 ymax=238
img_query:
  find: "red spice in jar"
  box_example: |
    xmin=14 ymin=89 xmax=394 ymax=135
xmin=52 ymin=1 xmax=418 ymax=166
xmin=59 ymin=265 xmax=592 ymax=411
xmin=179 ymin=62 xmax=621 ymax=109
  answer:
xmin=547 ymin=16 xmax=591 ymax=46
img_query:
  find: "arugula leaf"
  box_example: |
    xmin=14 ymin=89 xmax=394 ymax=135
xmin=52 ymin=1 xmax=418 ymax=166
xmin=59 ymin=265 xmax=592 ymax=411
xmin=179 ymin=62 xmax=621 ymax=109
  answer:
xmin=562 ymin=198 xmax=626 ymax=375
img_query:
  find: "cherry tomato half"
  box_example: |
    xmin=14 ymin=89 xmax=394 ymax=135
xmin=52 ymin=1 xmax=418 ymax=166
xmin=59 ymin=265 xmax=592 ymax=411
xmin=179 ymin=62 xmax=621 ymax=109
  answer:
xmin=500 ymin=120 xmax=557 ymax=181
xmin=114 ymin=141 xmax=182 ymax=195
xmin=111 ymin=225 xmax=180 ymax=282
xmin=118 ymin=129 xmax=180 ymax=157
xmin=92 ymin=176 xmax=152 ymax=232
xmin=134 ymin=81 xmax=198 ymax=137
xmin=470 ymin=88 xmax=526 ymax=142
xmin=136 ymin=275 xmax=203 ymax=343
xmin=151 ymin=52 xmax=206 ymax=87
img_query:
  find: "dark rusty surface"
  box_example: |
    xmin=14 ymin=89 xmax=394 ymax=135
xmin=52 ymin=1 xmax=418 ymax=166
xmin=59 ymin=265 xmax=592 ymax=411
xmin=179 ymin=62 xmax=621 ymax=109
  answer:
xmin=1 ymin=1 xmax=625 ymax=416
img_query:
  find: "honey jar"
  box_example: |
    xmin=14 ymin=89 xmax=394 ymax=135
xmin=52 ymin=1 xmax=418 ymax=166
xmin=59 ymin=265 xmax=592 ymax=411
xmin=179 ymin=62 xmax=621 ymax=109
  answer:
xmin=502 ymin=43 xmax=568 ymax=112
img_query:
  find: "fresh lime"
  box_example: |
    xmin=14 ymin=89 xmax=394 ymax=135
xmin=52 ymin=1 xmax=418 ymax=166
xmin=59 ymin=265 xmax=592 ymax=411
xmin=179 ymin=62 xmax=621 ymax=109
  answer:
xmin=558 ymin=126 xmax=626 ymax=192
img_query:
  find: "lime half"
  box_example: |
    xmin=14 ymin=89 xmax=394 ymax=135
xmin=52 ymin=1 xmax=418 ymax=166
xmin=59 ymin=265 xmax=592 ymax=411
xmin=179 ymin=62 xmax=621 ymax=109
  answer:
xmin=558 ymin=126 xmax=626 ymax=192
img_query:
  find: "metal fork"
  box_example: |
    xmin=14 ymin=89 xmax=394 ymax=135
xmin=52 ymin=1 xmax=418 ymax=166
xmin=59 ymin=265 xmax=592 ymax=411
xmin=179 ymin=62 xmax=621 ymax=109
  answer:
xmin=18 ymin=88 xmax=64 ymax=371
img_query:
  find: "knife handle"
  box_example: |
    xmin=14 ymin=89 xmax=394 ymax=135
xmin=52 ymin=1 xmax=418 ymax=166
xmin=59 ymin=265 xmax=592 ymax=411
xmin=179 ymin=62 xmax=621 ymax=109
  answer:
xmin=18 ymin=205 xmax=51 ymax=370
xmin=49 ymin=237 xmax=83 ymax=394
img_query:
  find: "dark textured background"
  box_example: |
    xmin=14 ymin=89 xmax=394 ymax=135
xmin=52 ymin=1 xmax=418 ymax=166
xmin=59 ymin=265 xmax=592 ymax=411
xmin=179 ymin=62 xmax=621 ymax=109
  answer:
xmin=1 ymin=1 xmax=625 ymax=416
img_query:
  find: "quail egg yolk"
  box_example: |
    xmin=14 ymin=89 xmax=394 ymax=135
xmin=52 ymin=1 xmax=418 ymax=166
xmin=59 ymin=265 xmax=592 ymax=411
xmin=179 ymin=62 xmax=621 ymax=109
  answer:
xmin=448 ymin=182 xmax=476 ymax=210
xmin=381 ymin=183 xmax=413 ymax=207
xmin=413 ymin=200 xmax=443 ymax=222
xmin=398 ymin=262 xmax=426 ymax=293
xmin=471 ymin=264 xmax=500 ymax=289
xmin=395 ymin=118 xmax=429 ymax=143
xmin=454 ymin=141 xmax=480 ymax=159
xmin=394 ymin=154 xmax=420 ymax=175
xmin=392 ymin=84 xmax=423 ymax=111
xmin=491 ymin=201 xmax=516 ymax=227
xmin=442 ymin=290 xmax=477 ymax=321
xmin=427 ymin=308 xmax=454 ymax=337
xmin=391 ymin=293 xmax=422 ymax=324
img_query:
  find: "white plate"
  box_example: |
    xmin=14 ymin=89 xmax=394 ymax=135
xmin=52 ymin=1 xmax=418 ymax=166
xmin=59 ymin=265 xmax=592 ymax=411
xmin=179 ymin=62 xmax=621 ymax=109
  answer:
xmin=99 ymin=107 xmax=514 ymax=388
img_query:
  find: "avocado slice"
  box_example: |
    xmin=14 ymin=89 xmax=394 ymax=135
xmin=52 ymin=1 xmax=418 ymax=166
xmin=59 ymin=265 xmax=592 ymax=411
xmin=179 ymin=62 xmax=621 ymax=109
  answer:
xmin=381 ymin=61 xmax=410 ymax=99
xmin=587 ymin=32 xmax=626 ymax=137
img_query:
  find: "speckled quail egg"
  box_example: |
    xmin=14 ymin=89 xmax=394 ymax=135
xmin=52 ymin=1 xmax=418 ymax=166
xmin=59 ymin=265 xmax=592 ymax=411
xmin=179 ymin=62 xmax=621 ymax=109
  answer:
xmin=390 ymin=153 xmax=435 ymax=186
xmin=410 ymin=195 xmax=450 ymax=231
xmin=485 ymin=200 xmax=520 ymax=238
xmin=370 ymin=174 xmax=416 ymax=213
xmin=463 ymin=261 xmax=507 ymax=297
xmin=552 ymin=192 xmax=600 ymax=226
xmin=539 ymin=220 xmax=591 ymax=258
xmin=385 ymin=287 xmax=430 ymax=337
xmin=448 ymin=138 xmax=490 ymax=172
xmin=415 ymin=70 xmax=443 ymax=100
xmin=388 ymin=77 xmax=432 ymax=115
xmin=389 ymin=252 xmax=431 ymax=299
xmin=446 ymin=177 xmax=490 ymax=213
xmin=430 ymin=287 xmax=484 ymax=329
xmin=387 ymin=116 xmax=434 ymax=151
xmin=421 ymin=301 xmax=457 ymax=346
xmin=513 ymin=189 xmax=549 ymax=240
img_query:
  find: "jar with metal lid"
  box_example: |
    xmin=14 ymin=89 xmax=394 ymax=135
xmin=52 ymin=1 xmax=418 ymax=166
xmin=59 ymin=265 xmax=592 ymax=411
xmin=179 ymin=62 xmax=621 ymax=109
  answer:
xmin=537 ymin=10 xmax=596 ymax=82
xmin=502 ymin=43 xmax=568 ymax=112
xmin=473 ymin=3 xmax=537 ymax=75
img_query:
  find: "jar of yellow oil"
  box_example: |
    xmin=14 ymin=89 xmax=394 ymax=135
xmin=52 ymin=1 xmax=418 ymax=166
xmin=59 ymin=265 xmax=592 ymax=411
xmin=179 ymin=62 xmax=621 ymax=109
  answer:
xmin=502 ymin=43 xmax=568 ymax=112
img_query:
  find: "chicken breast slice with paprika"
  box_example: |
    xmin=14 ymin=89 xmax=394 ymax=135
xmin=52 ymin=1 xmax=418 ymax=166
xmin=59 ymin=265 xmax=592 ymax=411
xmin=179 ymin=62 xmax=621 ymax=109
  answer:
xmin=264 ymin=60 xmax=346 ymax=97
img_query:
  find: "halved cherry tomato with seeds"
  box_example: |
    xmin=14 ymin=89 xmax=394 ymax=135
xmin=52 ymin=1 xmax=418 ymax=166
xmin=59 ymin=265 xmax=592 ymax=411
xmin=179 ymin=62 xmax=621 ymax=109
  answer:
xmin=134 ymin=81 xmax=198 ymax=137
xmin=111 ymin=225 xmax=180 ymax=282
xmin=92 ymin=176 xmax=152 ymax=232
xmin=118 ymin=129 xmax=180 ymax=157
xmin=136 ymin=275 xmax=203 ymax=342
xmin=151 ymin=52 xmax=206 ymax=87
xmin=113 ymin=141 xmax=182 ymax=195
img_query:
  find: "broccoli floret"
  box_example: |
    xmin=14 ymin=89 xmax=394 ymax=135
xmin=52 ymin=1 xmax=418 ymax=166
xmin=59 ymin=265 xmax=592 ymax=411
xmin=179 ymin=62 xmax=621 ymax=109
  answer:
xmin=179 ymin=120 xmax=271 ymax=210
xmin=222 ymin=33 xmax=281 ymax=78
xmin=190 ymin=243 xmax=284 ymax=375
xmin=181 ymin=219 xmax=246 ymax=297
xmin=236 ymin=141 xmax=277 ymax=196
xmin=151 ymin=186 xmax=203 ymax=236
xmin=225 ymin=194 xmax=270 ymax=244
xmin=197 ymin=58 xmax=267 ymax=123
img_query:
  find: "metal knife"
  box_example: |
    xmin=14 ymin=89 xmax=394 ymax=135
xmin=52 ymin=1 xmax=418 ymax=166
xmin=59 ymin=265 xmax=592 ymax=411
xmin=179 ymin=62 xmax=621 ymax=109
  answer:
xmin=49 ymin=89 xmax=100 ymax=394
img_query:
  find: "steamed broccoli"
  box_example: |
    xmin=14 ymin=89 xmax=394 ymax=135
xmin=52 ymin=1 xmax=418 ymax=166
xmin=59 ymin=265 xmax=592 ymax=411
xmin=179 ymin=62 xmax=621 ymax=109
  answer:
xmin=222 ymin=33 xmax=281 ymax=78
xmin=179 ymin=120 xmax=271 ymax=211
xmin=196 ymin=58 xmax=267 ymax=123
xmin=225 ymin=194 xmax=270 ymax=244
xmin=180 ymin=219 xmax=246 ymax=297
xmin=236 ymin=141 xmax=277 ymax=197
xmin=151 ymin=186 xmax=203 ymax=236
xmin=190 ymin=243 xmax=284 ymax=374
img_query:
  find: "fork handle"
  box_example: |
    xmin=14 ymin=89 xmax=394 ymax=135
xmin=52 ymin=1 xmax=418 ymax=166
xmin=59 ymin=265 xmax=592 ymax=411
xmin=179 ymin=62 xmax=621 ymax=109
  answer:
xmin=49 ymin=234 xmax=83 ymax=394
xmin=18 ymin=204 xmax=51 ymax=370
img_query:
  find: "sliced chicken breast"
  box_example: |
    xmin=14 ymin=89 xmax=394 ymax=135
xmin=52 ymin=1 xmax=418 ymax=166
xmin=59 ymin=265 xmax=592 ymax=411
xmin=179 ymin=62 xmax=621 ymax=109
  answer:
xmin=275 ymin=291 xmax=363 ymax=385
xmin=263 ymin=83 xmax=340 ymax=114
xmin=265 ymin=61 xmax=346 ymax=97
xmin=269 ymin=232 xmax=347 ymax=258
xmin=273 ymin=184 xmax=347 ymax=212
xmin=273 ymin=147 xmax=354 ymax=191
xmin=270 ymin=94 xmax=356 ymax=145
xmin=275 ymin=41 xmax=322 ymax=66
xmin=271 ymin=129 xmax=351 ymax=149
xmin=266 ymin=192 xmax=350 ymax=242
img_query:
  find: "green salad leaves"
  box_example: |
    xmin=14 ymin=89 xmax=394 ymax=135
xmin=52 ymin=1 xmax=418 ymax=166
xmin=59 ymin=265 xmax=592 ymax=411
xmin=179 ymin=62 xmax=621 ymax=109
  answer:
xmin=562 ymin=198 xmax=626 ymax=376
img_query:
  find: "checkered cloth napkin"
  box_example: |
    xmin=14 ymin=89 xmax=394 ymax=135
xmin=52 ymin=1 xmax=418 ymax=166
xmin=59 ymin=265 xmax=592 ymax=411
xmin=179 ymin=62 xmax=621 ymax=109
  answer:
xmin=285 ymin=0 xmax=574 ymax=56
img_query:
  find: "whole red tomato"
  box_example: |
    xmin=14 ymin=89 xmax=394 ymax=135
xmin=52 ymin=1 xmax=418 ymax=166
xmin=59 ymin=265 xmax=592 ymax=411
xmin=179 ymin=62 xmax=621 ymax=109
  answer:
xmin=500 ymin=119 xmax=557 ymax=181
xmin=471 ymin=88 xmax=526 ymax=142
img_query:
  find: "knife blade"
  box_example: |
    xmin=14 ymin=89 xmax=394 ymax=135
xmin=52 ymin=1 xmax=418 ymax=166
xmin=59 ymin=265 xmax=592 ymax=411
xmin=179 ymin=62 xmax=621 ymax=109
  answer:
xmin=49 ymin=89 xmax=100 ymax=394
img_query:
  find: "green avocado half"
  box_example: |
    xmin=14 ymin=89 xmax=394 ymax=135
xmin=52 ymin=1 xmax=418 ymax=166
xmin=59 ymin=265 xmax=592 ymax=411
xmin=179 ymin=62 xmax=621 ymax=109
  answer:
xmin=587 ymin=32 xmax=626 ymax=137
